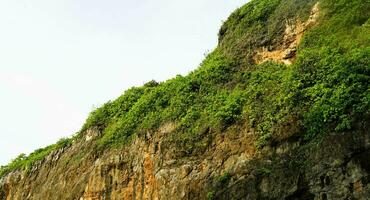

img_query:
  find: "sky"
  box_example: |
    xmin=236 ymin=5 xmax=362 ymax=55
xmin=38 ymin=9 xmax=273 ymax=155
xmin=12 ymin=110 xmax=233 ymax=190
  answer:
xmin=0 ymin=0 xmax=248 ymax=165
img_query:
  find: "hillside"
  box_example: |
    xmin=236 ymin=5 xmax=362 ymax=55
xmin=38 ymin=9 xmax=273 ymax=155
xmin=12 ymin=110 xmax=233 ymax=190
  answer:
xmin=1 ymin=0 xmax=370 ymax=199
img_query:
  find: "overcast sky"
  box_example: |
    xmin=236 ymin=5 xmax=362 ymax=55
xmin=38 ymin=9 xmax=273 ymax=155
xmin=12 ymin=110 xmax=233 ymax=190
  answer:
xmin=0 ymin=0 xmax=247 ymax=165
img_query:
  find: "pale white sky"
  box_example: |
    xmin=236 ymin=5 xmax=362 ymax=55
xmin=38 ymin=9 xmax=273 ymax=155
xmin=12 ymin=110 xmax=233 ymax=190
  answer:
xmin=0 ymin=0 xmax=247 ymax=165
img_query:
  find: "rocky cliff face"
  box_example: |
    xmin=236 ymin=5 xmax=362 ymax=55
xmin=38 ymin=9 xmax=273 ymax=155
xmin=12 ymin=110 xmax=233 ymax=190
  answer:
xmin=2 ymin=125 xmax=370 ymax=199
xmin=1 ymin=0 xmax=370 ymax=199
xmin=0 ymin=124 xmax=255 ymax=199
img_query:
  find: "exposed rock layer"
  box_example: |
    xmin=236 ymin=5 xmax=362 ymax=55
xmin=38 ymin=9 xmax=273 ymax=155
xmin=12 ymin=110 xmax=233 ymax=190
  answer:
xmin=253 ymin=3 xmax=320 ymax=65
xmin=1 ymin=124 xmax=370 ymax=199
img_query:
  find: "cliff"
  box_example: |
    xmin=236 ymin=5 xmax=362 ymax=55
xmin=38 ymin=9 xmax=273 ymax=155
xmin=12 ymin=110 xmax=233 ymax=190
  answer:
xmin=1 ymin=0 xmax=370 ymax=199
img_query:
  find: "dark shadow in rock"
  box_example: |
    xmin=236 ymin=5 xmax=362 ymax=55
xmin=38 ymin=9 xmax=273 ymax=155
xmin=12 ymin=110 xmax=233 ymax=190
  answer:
xmin=353 ymin=150 xmax=370 ymax=173
xmin=286 ymin=174 xmax=314 ymax=200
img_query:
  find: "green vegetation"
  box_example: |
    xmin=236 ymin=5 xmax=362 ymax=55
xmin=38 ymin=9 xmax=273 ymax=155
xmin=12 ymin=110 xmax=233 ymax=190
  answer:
xmin=207 ymin=191 xmax=216 ymax=200
xmin=1 ymin=0 xmax=369 ymax=178
xmin=207 ymin=172 xmax=232 ymax=199
xmin=0 ymin=137 xmax=74 ymax=177
xmin=294 ymin=0 xmax=370 ymax=139
xmin=81 ymin=50 xmax=245 ymax=149
xmin=83 ymin=0 xmax=369 ymax=148
xmin=82 ymin=0 xmax=370 ymax=147
xmin=218 ymin=172 xmax=232 ymax=185
xmin=258 ymin=166 xmax=273 ymax=175
xmin=219 ymin=0 xmax=370 ymax=143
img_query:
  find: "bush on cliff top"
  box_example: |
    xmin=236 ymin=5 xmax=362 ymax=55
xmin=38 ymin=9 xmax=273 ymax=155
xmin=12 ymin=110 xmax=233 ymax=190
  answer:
xmin=82 ymin=0 xmax=369 ymax=147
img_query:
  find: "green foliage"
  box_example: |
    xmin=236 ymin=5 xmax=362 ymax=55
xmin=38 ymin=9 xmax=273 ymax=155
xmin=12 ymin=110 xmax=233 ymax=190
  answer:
xmin=258 ymin=167 xmax=272 ymax=175
xmin=0 ymin=137 xmax=74 ymax=178
xmin=207 ymin=191 xmax=216 ymax=200
xmin=242 ymin=62 xmax=296 ymax=146
xmin=71 ymin=0 xmax=370 ymax=149
xmin=80 ymin=50 xmax=243 ymax=149
xmin=218 ymin=172 xmax=232 ymax=185
xmin=81 ymin=86 xmax=147 ymax=133
xmin=219 ymin=0 xmax=370 ymax=144
xmin=206 ymin=172 xmax=232 ymax=199
xmin=294 ymin=46 xmax=370 ymax=139
xmin=292 ymin=0 xmax=370 ymax=139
